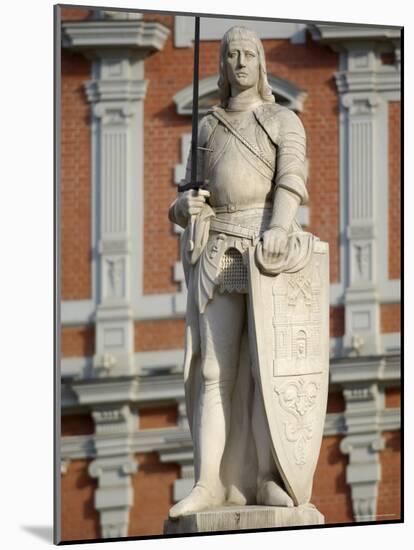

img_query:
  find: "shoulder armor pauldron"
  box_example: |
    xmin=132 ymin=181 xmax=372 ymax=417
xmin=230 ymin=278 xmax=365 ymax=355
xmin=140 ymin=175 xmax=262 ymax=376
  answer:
xmin=253 ymin=103 xmax=287 ymax=147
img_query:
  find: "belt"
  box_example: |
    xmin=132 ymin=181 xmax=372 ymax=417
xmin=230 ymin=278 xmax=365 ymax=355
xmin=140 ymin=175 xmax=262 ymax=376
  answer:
xmin=213 ymin=202 xmax=272 ymax=214
xmin=210 ymin=218 xmax=261 ymax=240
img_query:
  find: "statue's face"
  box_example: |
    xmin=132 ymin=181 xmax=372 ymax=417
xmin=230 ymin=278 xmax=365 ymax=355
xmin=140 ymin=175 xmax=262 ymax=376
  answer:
xmin=225 ymin=38 xmax=260 ymax=92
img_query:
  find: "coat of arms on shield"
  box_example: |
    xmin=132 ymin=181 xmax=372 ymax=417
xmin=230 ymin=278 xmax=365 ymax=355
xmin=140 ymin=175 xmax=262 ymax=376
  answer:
xmin=248 ymin=240 xmax=330 ymax=506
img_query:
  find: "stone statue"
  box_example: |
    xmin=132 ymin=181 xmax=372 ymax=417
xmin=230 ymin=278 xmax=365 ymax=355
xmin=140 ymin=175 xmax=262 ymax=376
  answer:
xmin=167 ymin=26 xmax=329 ymax=524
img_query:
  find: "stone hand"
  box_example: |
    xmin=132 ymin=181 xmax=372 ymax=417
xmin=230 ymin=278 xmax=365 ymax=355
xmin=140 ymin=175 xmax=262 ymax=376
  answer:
xmin=262 ymin=227 xmax=289 ymax=261
xmin=177 ymin=189 xmax=210 ymax=219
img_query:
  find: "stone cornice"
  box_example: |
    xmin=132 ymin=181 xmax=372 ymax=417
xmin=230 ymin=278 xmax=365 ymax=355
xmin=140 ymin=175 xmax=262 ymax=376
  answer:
xmin=68 ymin=374 xmax=185 ymax=408
xmin=61 ymin=20 xmax=169 ymax=57
xmin=330 ymin=354 xmax=400 ymax=386
xmin=61 ymin=409 xmax=400 ymax=461
xmin=61 ymin=426 xmax=192 ymax=460
xmin=309 ymin=24 xmax=401 ymax=47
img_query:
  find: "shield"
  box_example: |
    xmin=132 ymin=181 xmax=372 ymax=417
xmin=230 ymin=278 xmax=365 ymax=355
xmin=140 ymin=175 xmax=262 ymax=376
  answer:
xmin=247 ymin=241 xmax=330 ymax=505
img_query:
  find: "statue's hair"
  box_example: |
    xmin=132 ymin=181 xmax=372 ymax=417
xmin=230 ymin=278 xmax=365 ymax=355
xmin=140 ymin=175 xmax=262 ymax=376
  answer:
xmin=217 ymin=26 xmax=275 ymax=107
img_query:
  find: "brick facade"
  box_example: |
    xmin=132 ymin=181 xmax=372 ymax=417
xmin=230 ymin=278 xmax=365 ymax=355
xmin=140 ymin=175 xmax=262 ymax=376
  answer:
xmin=134 ymin=319 xmax=185 ymax=351
xmin=129 ymin=453 xmax=180 ymax=537
xmin=61 ymin=326 xmax=95 ymax=357
xmin=388 ymin=101 xmax=401 ymax=280
xmin=377 ymin=430 xmax=401 ymax=521
xmin=312 ymin=435 xmax=354 ymax=524
xmin=60 ymin=459 xmax=100 ymax=542
xmin=381 ymin=303 xmax=401 ymax=333
xmin=138 ymin=405 xmax=178 ymax=429
xmin=60 ymin=8 xmax=401 ymax=542
xmin=61 ymin=47 xmax=92 ymax=300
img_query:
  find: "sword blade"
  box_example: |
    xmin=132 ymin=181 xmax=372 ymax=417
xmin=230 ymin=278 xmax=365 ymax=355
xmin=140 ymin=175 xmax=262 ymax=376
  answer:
xmin=190 ymin=16 xmax=200 ymax=184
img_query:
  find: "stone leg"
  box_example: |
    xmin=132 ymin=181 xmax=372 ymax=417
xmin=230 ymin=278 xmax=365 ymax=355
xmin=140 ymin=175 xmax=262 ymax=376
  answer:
xmin=248 ymin=301 xmax=294 ymax=507
xmin=169 ymin=292 xmax=246 ymax=518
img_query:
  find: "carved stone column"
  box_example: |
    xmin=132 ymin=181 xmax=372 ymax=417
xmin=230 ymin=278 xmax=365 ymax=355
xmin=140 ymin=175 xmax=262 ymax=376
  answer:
xmin=340 ymin=88 xmax=384 ymax=356
xmin=88 ymin=405 xmax=139 ymax=538
xmin=309 ymin=25 xmax=401 ymax=356
xmin=85 ymin=60 xmax=147 ymax=377
xmin=339 ymin=384 xmax=385 ymax=522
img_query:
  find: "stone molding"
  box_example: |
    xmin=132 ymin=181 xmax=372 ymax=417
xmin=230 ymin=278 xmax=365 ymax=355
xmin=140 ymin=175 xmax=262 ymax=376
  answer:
xmin=330 ymin=354 xmax=400 ymax=522
xmin=330 ymin=354 xmax=400 ymax=386
xmin=91 ymin=10 xmax=143 ymax=21
xmin=89 ymin=405 xmax=139 ymax=538
xmin=62 ymin=20 xmax=169 ymax=56
xmin=85 ymin=79 xmax=148 ymax=104
xmin=61 ymin=351 xmax=400 ymax=517
xmin=66 ymin=374 xmax=184 ymax=408
xmin=61 ymin=408 xmax=400 ymax=460
xmin=309 ymin=24 xmax=401 ymax=46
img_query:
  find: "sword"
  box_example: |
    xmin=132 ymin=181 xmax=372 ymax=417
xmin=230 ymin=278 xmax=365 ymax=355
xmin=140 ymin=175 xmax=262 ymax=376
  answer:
xmin=178 ymin=16 xmax=208 ymax=252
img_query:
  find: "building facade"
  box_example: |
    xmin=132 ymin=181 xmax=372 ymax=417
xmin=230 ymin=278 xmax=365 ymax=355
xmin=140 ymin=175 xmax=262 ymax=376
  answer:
xmin=58 ymin=6 xmax=401 ymax=542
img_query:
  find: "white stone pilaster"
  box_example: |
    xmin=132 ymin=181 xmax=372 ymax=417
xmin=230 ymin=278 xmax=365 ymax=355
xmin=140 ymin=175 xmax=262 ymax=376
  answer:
xmin=85 ymin=58 xmax=148 ymax=377
xmin=340 ymin=86 xmax=384 ymax=356
xmin=334 ymin=41 xmax=399 ymax=356
xmin=62 ymin=18 xmax=170 ymax=378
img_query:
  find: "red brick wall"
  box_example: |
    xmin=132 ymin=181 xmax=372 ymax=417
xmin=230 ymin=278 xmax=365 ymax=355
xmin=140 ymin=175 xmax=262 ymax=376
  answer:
xmin=61 ymin=48 xmax=92 ymax=300
xmin=143 ymin=22 xmax=340 ymax=295
xmin=129 ymin=452 xmax=180 ymax=536
xmin=62 ymin=414 xmax=95 ymax=436
xmin=61 ymin=326 xmax=95 ymax=357
xmin=327 ymin=391 xmax=345 ymax=413
xmin=265 ymin=34 xmax=340 ymax=282
xmin=312 ymin=435 xmax=354 ymax=524
xmin=388 ymin=101 xmax=401 ymax=280
xmin=331 ymin=306 xmax=345 ymax=337
xmin=60 ymin=7 xmax=91 ymax=21
xmin=139 ymin=406 xmax=178 ymax=429
xmin=377 ymin=430 xmax=401 ymax=521
xmin=385 ymin=387 xmax=401 ymax=409
xmin=381 ymin=303 xmax=401 ymax=333
xmin=134 ymin=319 xmax=185 ymax=351
xmin=60 ymin=459 xmax=100 ymax=542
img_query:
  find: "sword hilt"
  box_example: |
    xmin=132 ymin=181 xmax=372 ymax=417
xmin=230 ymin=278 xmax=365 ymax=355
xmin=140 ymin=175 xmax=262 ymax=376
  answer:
xmin=178 ymin=181 xmax=208 ymax=193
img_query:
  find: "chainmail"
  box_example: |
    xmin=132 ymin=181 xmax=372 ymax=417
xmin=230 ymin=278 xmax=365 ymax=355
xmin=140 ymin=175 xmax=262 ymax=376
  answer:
xmin=217 ymin=247 xmax=248 ymax=294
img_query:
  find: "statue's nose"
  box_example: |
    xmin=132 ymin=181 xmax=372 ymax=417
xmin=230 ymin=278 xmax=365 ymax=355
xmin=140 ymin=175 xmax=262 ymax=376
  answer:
xmin=238 ymin=53 xmax=246 ymax=67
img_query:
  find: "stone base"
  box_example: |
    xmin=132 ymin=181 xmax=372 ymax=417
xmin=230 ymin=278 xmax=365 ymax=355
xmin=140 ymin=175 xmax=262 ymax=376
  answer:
xmin=164 ymin=504 xmax=324 ymax=534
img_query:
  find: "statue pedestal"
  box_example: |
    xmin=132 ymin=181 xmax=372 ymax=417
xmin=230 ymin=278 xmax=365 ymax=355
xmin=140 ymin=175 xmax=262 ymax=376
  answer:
xmin=164 ymin=504 xmax=324 ymax=534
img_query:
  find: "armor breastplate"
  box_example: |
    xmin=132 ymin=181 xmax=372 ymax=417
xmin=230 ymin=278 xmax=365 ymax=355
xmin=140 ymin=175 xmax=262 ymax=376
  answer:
xmin=205 ymin=110 xmax=276 ymax=208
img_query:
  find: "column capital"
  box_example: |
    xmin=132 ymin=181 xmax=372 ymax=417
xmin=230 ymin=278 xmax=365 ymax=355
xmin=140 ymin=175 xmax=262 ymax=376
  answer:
xmin=340 ymin=92 xmax=382 ymax=115
xmin=86 ymin=80 xmax=148 ymax=105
